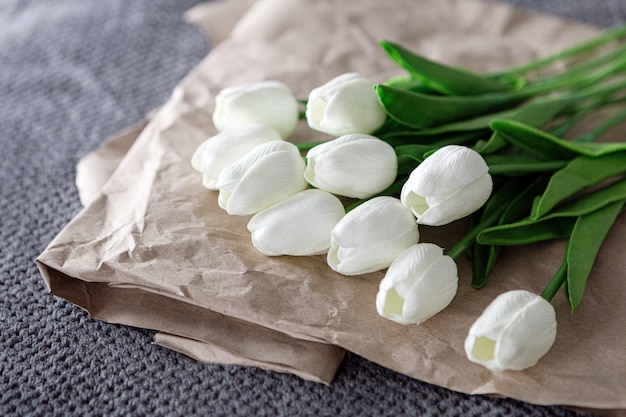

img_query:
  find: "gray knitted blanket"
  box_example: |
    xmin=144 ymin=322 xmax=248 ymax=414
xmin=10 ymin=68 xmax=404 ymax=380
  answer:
xmin=2 ymin=1 xmax=623 ymax=416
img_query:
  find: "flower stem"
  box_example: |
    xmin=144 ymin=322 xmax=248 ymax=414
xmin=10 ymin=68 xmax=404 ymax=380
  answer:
xmin=573 ymin=105 xmax=626 ymax=142
xmin=490 ymin=23 xmax=626 ymax=79
xmin=541 ymin=259 xmax=568 ymax=302
xmin=296 ymin=141 xmax=325 ymax=152
xmin=446 ymin=205 xmax=507 ymax=260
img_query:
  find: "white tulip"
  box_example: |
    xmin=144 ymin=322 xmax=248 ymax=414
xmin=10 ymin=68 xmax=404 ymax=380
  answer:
xmin=191 ymin=125 xmax=282 ymax=190
xmin=304 ymin=134 xmax=398 ymax=199
xmin=306 ymin=72 xmax=387 ymax=136
xmin=400 ymin=145 xmax=493 ymax=226
xmin=376 ymin=243 xmax=458 ymax=325
xmin=247 ymin=189 xmax=345 ymax=256
xmin=212 ymin=80 xmax=300 ymax=139
xmin=216 ymin=140 xmax=307 ymax=216
xmin=465 ymin=290 xmax=557 ymax=371
xmin=327 ymin=196 xmax=419 ymax=276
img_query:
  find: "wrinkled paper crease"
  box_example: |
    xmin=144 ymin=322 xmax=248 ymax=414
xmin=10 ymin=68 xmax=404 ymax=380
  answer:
xmin=38 ymin=0 xmax=626 ymax=413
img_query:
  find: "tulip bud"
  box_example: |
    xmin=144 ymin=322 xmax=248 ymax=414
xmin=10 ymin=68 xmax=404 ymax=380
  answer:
xmin=216 ymin=140 xmax=307 ymax=216
xmin=212 ymin=80 xmax=300 ymax=139
xmin=306 ymin=72 xmax=387 ymax=136
xmin=400 ymin=145 xmax=493 ymax=226
xmin=464 ymin=290 xmax=557 ymax=371
xmin=304 ymin=134 xmax=398 ymax=199
xmin=247 ymin=189 xmax=345 ymax=256
xmin=376 ymin=243 xmax=458 ymax=325
xmin=327 ymin=196 xmax=419 ymax=275
xmin=191 ymin=125 xmax=282 ymax=190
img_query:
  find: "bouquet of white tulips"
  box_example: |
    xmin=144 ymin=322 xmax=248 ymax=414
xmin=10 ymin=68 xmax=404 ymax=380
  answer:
xmin=191 ymin=23 xmax=626 ymax=372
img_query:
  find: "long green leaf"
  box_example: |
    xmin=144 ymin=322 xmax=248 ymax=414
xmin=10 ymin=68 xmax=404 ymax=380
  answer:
xmin=376 ymin=84 xmax=525 ymax=129
xmin=478 ymin=176 xmax=626 ymax=245
xmin=476 ymin=216 xmax=575 ymax=246
xmin=566 ymin=199 xmax=626 ymax=311
xmin=531 ymin=152 xmax=626 ymax=218
xmin=491 ymin=119 xmax=626 ymax=160
xmin=379 ymin=40 xmax=513 ymax=95
xmin=472 ymin=176 xmax=548 ymax=288
xmin=485 ymin=154 xmax=567 ymax=176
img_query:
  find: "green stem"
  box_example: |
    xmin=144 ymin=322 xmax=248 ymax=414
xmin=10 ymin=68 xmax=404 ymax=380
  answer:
xmin=573 ymin=105 xmax=626 ymax=142
xmin=296 ymin=141 xmax=325 ymax=152
xmin=524 ymin=42 xmax=626 ymax=88
xmin=446 ymin=204 xmax=508 ymax=260
xmin=549 ymin=79 xmax=626 ymax=137
xmin=487 ymin=160 xmax=567 ymax=175
xmin=541 ymin=258 xmax=568 ymax=302
xmin=514 ymin=55 xmax=626 ymax=98
xmin=491 ymin=23 xmax=626 ymax=79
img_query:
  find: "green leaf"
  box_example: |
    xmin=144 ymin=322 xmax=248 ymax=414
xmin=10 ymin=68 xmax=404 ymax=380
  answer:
xmin=382 ymin=130 xmax=485 ymax=148
xmin=566 ymin=199 xmax=626 ymax=311
xmin=379 ymin=40 xmax=513 ymax=95
xmin=446 ymin=177 xmax=534 ymax=261
xmin=472 ymin=176 xmax=548 ymax=288
xmin=476 ymin=216 xmax=575 ymax=246
xmin=376 ymin=84 xmax=525 ymax=129
xmin=484 ymin=154 xmax=567 ymax=176
xmin=476 ymin=95 xmax=576 ymax=155
xmin=384 ymin=93 xmax=573 ymax=144
xmin=478 ymin=176 xmax=626 ymax=245
xmin=531 ymin=152 xmax=626 ymax=218
xmin=491 ymin=119 xmax=626 ymax=160
xmin=394 ymin=144 xmax=434 ymax=163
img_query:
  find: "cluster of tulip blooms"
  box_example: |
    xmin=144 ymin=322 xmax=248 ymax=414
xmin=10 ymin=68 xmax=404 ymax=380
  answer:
xmin=191 ymin=26 xmax=626 ymax=372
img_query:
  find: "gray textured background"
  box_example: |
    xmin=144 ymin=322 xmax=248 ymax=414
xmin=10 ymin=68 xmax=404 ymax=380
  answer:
xmin=1 ymin=1 xmax=624 ymax=416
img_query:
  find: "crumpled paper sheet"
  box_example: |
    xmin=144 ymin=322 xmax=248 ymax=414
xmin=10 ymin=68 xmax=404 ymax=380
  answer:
xmin=38 ymin=0 xmax=626 ymax=413
xmin=73 ymin=0 xmax=346 ymax=385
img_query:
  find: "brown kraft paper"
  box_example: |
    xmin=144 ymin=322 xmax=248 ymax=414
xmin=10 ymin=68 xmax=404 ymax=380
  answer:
xmin=71 ymin=0 xmax=346 ymax=384
xmin=38 ymin=0 xmax=626 ymax=412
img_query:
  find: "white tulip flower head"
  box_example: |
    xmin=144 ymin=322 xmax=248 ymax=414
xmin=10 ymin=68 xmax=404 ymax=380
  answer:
xmin=247 ymin=189 xmax=345 ymax=256
xmin=401 ymin=145 xmax=492 ymax=226
xmin=304 ymin=134 xmax=398 ymax=199
xmin=465 ymin=290 xmax=557 ymax=371
xmin=191 ymin=124 xmax=282 ymax=190
xmin=216 ymin=140 xmax=307 ymax=216
xmin=327 ymin=196 xmax=419 ymax=276
xmin=306 ymin=72 xmax=387 ymax=136
xmin=376 ymin=243 xmax=458 ymax=325
xmin=212 ymin=80 xmax=300 ymax=139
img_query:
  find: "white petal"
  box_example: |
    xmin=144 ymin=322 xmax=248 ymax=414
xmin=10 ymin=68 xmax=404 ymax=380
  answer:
xmin=327 ymin=197 xmax=419 ymax=275
xmin=402 ymin=255 xmax=458 ymax=323
xmin=380 ymin=244 xmax=441 ymax=291
xmin=307 ymin=136 xmax=397 ymax=198
xmin=306 ymin=73 xmax=386 ymax=136
xmin=409 ymin=145 xmax=489 ymax=197
xmin=305 ymin=134 xmax=366 ymax=159
xmin=331 ymin=197 xmax=417 ymax=248
xmin=321 ymin=81 xmax=386 ymax=135
xmin=216 ymin=141 xmax=293 ymax=190
xmin=495 ymin=295 xmax=557 ymax=370
xmin=417 ymin=174 xmax=493 ymax=226
xmin=247 ymin=189 xmax=345 ymax=256
xmin=191 ymin=139 xmax=212 ymax=172
xmin=212 ymin=81 xmax=299 ymax=139
xmin=224 ymin=146 xmax=307 ymax=215
xmin=464 ymin=290 xmax=557 ymax=371
xmin=377 ymin=244 xmax=457 ymax=324
xmin=199 ymin=125 xmax=282 ymax=189
xmin=328 ymin=225 xmax=419 ymax=275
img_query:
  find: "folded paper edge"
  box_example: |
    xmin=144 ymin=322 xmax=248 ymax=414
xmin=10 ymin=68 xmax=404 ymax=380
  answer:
xmin=154 ymin=332 xmax=342 ymax=385
xmin=35 ymin=257 xmax=345 ymax=385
